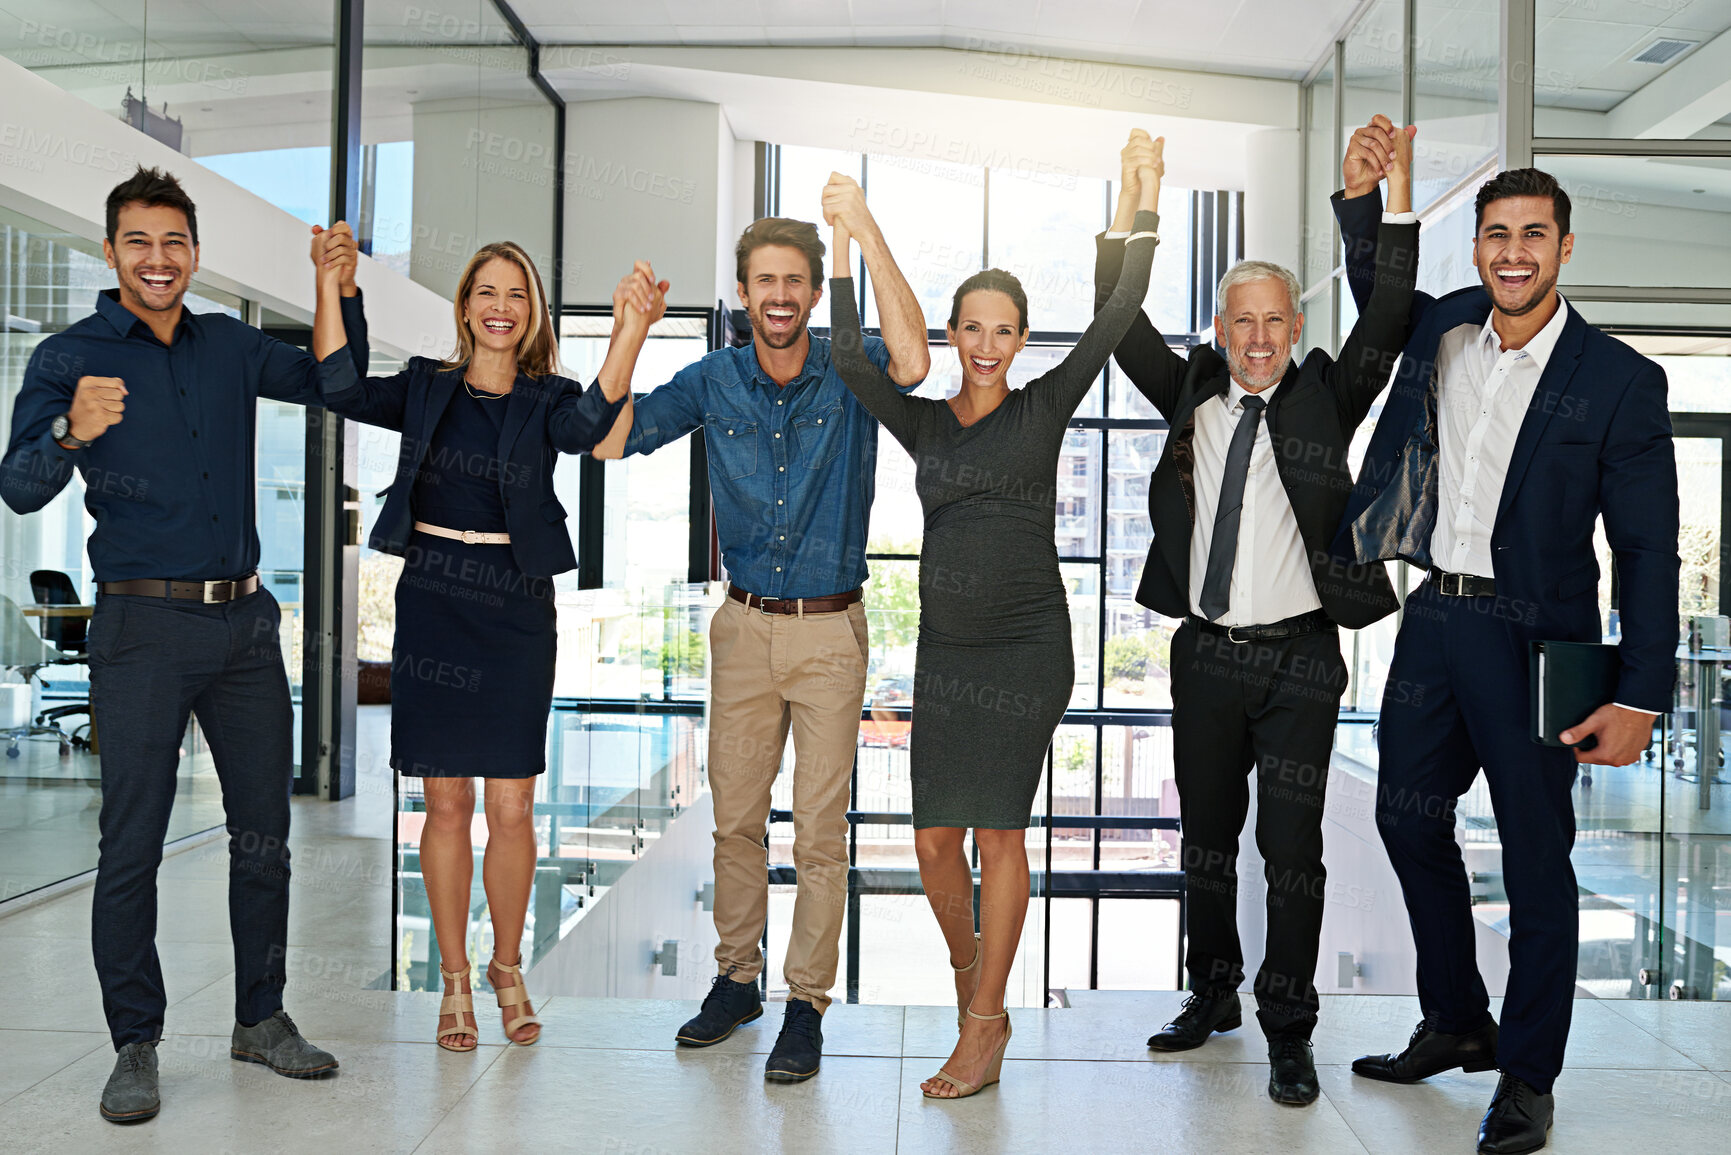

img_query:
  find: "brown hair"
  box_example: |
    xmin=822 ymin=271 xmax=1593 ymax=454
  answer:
xmin=106 ymin=165 xmax=198 ymax=247
xmin=1475 ymin=168 xmax=1572 ymax=236
xmin=949 ymin=269 xmax=1029 ymax=333
xmin=735 ymin=217 xmax=825 ymax=286
xmin=442 ymin=242 xmax=559 ymax=378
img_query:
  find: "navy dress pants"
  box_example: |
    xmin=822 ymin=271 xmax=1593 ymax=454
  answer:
xmin=87 ymin=588 xmax=294 ymax=1048
xmin=1376 ymin=581 xmax=1581 ymax=1093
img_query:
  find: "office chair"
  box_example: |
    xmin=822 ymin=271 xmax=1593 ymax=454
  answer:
xmin=1 ymin=594 xmax=79 ymax=758
xmin=27 ymin=570 xmax=93 ymax=749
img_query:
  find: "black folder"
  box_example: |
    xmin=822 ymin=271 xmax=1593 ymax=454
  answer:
xmin=1530 ymin=640 xmax=1620 ymax=749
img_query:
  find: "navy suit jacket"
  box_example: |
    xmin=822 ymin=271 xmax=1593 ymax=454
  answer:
xmin=1333 ymin=191 xmax=1679 ymax=712
xmin=326 ymin=304 xmax=624 ymax=579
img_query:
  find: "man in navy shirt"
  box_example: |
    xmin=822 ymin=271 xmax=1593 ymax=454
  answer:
xmin=1 ymin=167 xmax=361 ymax=1123
xmin=596 ymin=191 xmax=927 ymax=1081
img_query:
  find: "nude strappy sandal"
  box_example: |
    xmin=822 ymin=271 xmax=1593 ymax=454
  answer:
xmin=489 ymin=956 xmax=542 ymax=1045
xmin=436 ymin=964 xmax=478 ymax=1053
xmin=952 ymin=933 xmax=981 ymax=1031
xmin=923 ymin=1008 xmax=1011 ymax=1099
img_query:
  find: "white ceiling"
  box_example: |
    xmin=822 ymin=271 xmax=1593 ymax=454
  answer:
xmin=509 ymin=0 xmax=1368 ymax=81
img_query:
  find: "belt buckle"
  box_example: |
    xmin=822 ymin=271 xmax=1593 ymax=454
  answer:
xmin=461 ymin=529 xmax=480 ymax=545
xmin=1225 ymin=625 xmax=1252 ymax=645
xmin=203 ymin=580 xmax=232 ymax=604
xmin=1438 ymin=573 xmax=1460 ymax=597
xmin=758 ymin=596 xmax=781 ymax=617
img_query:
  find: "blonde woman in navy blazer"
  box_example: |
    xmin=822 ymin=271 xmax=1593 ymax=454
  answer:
xmin=311 ymin=225 xmax=666 ymax=1050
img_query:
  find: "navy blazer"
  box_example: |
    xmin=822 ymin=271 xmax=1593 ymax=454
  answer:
xmin=324 ymin=302 xmax=624 ymax=579
xmin=1333 ymin=191 xmax=1679 ymax=712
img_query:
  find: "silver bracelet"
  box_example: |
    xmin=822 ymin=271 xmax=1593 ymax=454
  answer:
xmin=1126 ymin=230 xmax=1160 ymax=244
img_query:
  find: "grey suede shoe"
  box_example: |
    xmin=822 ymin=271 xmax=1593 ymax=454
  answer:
xmin=230 ymin=1010 xmax=340 ymax=1078
xmin=99 ymin=1041 xmax=160 ymax=1123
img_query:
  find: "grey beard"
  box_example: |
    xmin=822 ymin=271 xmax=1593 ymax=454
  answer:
xmin=1225 ymin=348 xmax=1290 ymax=390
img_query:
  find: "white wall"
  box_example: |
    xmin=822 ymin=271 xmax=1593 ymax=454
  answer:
xmin=0 ymin=55 xmax=448 ymax=360
xmin=564 ymin=98 xmax=738 ymax=310
xmin=1243 ymin=128 xmax=1302 ymax=275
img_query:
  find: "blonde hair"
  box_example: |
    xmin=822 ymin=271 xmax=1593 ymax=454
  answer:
xmin=442 ymin=241 xmax=560 ymax=378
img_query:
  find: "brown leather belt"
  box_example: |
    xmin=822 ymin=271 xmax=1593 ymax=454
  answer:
xmin=98 ymin=573 xmax=261 ymax=603
xmin=727 ymin=584 xmax=861 ymax=616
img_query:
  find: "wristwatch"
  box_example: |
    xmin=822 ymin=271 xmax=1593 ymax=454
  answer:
xmin=50 ymin=414 xmax=93 ymax=449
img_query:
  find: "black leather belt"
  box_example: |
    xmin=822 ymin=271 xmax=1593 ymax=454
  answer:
xmin=1430 ymin=569 xmax=1497 ymax=598
xmin=728 ymin=585 xmax=862 ymax=616
xmin=1188 ymin=609 xmax=1335 ymax=644
xmin=98 ymin=573 xmax=261 ymax=603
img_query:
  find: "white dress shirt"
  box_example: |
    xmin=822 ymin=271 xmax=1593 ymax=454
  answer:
xmin=1429 ymin=297 xmax=1570 ymax=579
xmin=1187 ymin=379 xmax=1322 ymax=626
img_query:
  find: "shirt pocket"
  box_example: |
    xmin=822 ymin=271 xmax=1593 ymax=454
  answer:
xmin=791 ymin=400 xmax=844 ymax=470
xmin=704 ymin=414 xmax=760 ymax=480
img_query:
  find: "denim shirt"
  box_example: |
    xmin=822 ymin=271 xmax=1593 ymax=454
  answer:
xmin=623 ymin=333 xmax=902 ymax=599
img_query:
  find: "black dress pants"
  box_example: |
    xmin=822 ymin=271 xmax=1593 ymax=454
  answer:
xmin=1169 ymin=619 xmax=1347 ymax=1039
xmin=87 ymin=588 xmax=294 ymax=1048
xmin=1375 ymin=582 xmax=1580 ymax=1093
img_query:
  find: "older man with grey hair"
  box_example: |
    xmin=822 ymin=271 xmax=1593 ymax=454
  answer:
xmin=1090 ymin=125 xmax=1418 ymax=1105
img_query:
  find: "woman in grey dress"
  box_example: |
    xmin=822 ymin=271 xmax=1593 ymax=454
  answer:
xmin=823 ymin=139 xmax=1162 ymax=1098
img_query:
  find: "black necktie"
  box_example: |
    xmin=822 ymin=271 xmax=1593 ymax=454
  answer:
xmin=1199 ymin=394 xmax=1267 ymax=621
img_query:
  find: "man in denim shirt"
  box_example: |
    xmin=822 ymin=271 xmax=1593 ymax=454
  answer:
xmin=597 ymin=200 xmax=927 ymax=1081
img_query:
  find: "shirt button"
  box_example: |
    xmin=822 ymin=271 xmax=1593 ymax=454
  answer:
xmin=778 ymin=466 xmax=785 ymax=472
xmin=191 ymin=430 xmax=198 ymax=438
xmin=777 ymin=499 xmax=784 ymax=505
xmin=774 ymin=432 xmax=781 ymax=439
xmin=179 ymin=389 xmax=186 ymax=396
xmin=816 ymin=418 xmax=823 ymax=425
xmin=202 ymin=472 xmax=209 ymax=479
xmin=727 ymin=429 xmax=734 ymax=435
xmin=211 ymin=515 xmax=219 ymax=522
xmin=779 ymin=535 xmax=786 ymax=541
xmin=776 ymin=566 xmax=782 ymax=572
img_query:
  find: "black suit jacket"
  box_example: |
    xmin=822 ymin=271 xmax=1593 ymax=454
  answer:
xmin=1094 ymin=211 xmax=1416 ymax=629
xmin=325 ymin=302 xmax=623 ymax=579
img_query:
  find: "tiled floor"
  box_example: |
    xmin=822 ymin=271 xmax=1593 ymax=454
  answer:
xmin=2 ymin=707 xmax=1728 ymax=1153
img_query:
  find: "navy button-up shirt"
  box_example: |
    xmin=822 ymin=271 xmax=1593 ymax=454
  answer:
xmin=624 ymin=333 xmax=904 ymax=600
xmin=1 ymin=290 xmax=366 ymax=581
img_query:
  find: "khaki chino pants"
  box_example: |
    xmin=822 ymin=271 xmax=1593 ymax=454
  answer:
xmin=706 ymin=595 xmax=868 ymax=1012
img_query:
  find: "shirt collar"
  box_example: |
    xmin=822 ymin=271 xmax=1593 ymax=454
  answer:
xmin=1475 ymin=293 xmax=1569 ymax=373
xmin=95 ymin=288 xmax=198 ymax=342
xmin=1226 ymin=375 xmax=1279 ymax=410
xmin=743 ymin=333 xmax=829 ymax=390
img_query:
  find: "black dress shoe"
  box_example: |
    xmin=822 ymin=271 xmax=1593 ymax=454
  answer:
xmin=676 ymin=970 xmax=763 ymax=1047
xmin=764 ymin=998 xmax=823 ymax=1082
xmin=1268 ymin=1036 xmax=1320 ymax=1106
xmin=1147 ymin=989 xmax=1242 ymax=1052
xmin=1352 ymin=1017 xmax=1499 ymax=1083
xmin=1477 ymin=1072 xmax=1553 ymax=1154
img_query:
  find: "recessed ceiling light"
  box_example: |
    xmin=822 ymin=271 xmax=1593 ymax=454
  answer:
xmin=1694 ymin=188 xmax=1706 ymax=194
xmin=1630 ymin=38 xmax=1696 ymax=65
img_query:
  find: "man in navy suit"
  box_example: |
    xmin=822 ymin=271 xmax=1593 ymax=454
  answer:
xmin=1331 ymin=118 xmax=1679 ymax=1155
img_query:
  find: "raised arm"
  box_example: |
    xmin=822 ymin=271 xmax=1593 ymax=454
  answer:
xmin=828 ymin=219 xmax=924 ymax=453
xmin=559 ymin=262 xmax=666 ymax=455
xmin=1044 ymin=139 xmax=1163 ymax=415
xmin=822 ymin=174 xmax=929 ymax=388
xmin=1338 ymin=115 xmax=1434 ymax=324
xmin=303 ymin=225 xmax=410 ymax=430
xmin=1 ymin=343 xmax=88 ymax=513
xmin=1096 ymin=130 xmax=1185 ymax=418
xmin=1327 ymin=123 xmax=1418 ymax=430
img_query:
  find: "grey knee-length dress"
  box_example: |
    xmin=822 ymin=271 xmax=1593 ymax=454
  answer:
xmin=831 ymin=210 xmax=1159 ymax=828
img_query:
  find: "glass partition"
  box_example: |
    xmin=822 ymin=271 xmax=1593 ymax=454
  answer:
xmin=362 ymin=0 xmax=554 ymax=298
xmin=0 ymin=0 xmax=338 ymax=224
xmin=1545 ymin=155 xmax=1731 ymax=291
xmin=1412 ymin=0 xmax=1499 ymax=212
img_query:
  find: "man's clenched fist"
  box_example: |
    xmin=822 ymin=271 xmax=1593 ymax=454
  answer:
xmin=68 ymin=375 xmax=126 ymax=442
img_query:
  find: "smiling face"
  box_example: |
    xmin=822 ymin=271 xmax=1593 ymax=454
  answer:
xmin=103 ymin=201 xmax=198 ymax=316
xmin=739 ymin=243 xmax=820 ymax=350
xmin=1216 ymin=277 xmax=1302 ymax=392
xmin=1473 ymin=194 xmax=1573 ymax=318
xmin=464 ymin=256 xmax=531 ymax=355
xmin=946 ymin=289 xmax=1029 ymax=389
